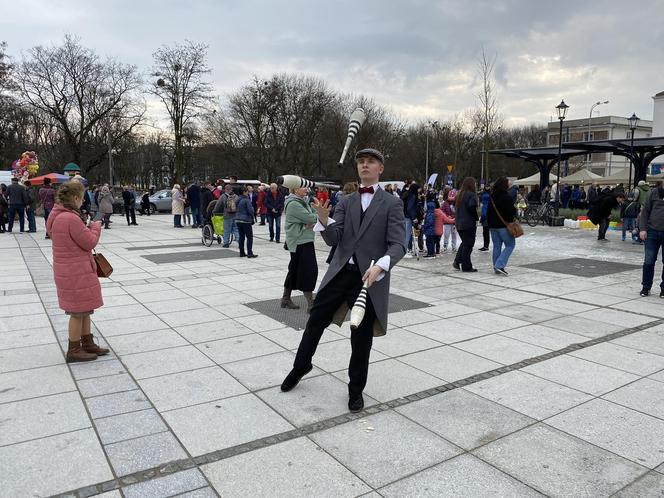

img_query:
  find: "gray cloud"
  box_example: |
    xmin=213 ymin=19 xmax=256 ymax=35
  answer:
xmin=1 ymin=0 xmax=662 ymax=126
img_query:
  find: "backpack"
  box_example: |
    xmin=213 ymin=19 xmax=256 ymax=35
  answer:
xmin=226 ymin=193 xmax=237 ymax=214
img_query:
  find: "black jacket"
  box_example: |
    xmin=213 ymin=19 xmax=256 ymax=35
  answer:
xmin=455 ymin=191 xmax=479 ymax=231
xmin=264 ymin=190 xmax=285 ymax=214
xmin=200 ymin=187 xmax=214 ymax=212
xmin=487 ymin=191 xmax=517 ymax=229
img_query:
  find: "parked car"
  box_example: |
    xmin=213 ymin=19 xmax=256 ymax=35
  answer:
xmin=149 ymin=189 xmax=172 ymax=213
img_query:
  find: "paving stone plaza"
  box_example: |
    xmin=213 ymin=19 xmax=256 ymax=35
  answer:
xmin=1 ymin=215 xmax=664 ymax=497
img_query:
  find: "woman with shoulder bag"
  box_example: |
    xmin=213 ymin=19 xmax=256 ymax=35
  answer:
xmin=47 ymin=181 xmax=108 ymax=362
xmin=487 ymin=176 xmax=519 ymax=276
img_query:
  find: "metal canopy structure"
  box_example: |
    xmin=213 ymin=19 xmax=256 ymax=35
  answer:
xmin=490 ymin=146 xmax=588 ymax=191
xmin=562 ymin=137 xmax=664 ymax=185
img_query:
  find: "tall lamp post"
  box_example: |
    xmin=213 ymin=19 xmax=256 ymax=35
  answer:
xmin=587 ymin=100 xmax=609 ymax=141
xmin=555 ymin=100 xmax=569 ymax=216
xmin=627 ymin=113 xmax=640 ymax=193
xmin=425 ymin=120 xmax=438 ymax=186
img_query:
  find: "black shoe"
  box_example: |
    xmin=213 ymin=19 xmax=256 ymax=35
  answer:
xmin=131 ymin=222 xmax=138 ymax=226
xmin=452 ymin=262 xmax=460 ymax=270
xmin=660 ymin=290 xmax=664 ymax=299
xmin=222 ymin=243 xmax=230 ymax=248
xmin=269 ymin=238 xmax=273 ymax=242
xmin=275 ymin=239 xmax=280 ymax=243
xmin=478 ymin=247 xmax=489 ymax=252
xmin=462 ymin=268 xmax=478 ymax=273
xmin=247 ymin=254 xmax=258 ymax=258
xmin=640 ymin=288 xmax=650 ymax=297
xmin=348 ymin=394 xmax=364 ymax=413
xmin=494 ymin=268 xmax=508 ymax=276
xmin=239 ymin=253 xmax=246 ymax=257
xmin=281 ymin=365 xmax=313 ymax=392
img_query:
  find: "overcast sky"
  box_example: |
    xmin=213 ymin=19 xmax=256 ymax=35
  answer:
xmin=2 ymin=0 xmax=663 ymax=127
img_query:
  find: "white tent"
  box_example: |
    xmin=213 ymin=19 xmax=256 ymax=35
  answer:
xmin=515 ymin=171 xmax=557 ymax=186
xmin=561 ymin=169 xmax=602 ymax=183
xmin=596 ymin=169 xmax=630 ymax=185
xmin=0 ymin=171 xmax=13 ymax=184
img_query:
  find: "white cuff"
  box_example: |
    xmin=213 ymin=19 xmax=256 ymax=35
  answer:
xmin=313 ymin=217 xmax=335 ymax=232
xmin=373 ymin=255 xmax=390 ymax=282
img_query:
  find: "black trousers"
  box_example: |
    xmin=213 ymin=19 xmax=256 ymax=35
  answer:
xmin=125 ymin=206 xmax=136 ymax=224
xmin=454 ymin=227 xmax=476 ymax=271
xmin=293 ymin=265 xmax=375 ymax=397
xmin=237 ymin=222 xmax=254 ymax=256
xmin=482 ymin=225 xmax=490 ymax=249
xmin=598 ymin=217 xmax=610 ymax=240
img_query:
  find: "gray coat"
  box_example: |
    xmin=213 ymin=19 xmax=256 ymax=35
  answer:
xmin=320 ymin=187 xmax=406 ymax=336
xmin=98 ymin=192 xmax=114 ymax=214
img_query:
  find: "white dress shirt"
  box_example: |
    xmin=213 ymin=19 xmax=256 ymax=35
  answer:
xmin=314 ymin=183 xmax=391 ymax=279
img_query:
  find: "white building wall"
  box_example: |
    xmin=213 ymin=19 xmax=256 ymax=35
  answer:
xmin=653 ymin=94 xmax=664 ymax=136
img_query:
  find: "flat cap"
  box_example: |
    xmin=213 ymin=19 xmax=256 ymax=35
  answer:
xmin=355 ymin=148 xmax=384 ymax=164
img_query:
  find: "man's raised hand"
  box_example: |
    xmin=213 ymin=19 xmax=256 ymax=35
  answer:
xmin=312 ymin=198 xmax=331 ymax=226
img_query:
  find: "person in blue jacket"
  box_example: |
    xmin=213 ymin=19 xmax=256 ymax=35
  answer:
xmin=235 ymin=186 xmax=257 ymax=258
xmin=479 ymin=185 xmax=491 ymax=251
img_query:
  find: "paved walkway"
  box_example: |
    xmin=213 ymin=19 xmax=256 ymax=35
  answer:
xmin=1 ymin=215 xmax=663 ymax=497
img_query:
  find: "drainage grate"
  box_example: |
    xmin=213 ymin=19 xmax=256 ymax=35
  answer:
xmin=246 ymin=294 xmax=431 ymax=330
xmin=518 ymin=257 xmax=640 ymax=277
xmin=126 ymin=242 xmax=203 ymax=251
xmin=142 ymin=248 xmax=239 ymax=264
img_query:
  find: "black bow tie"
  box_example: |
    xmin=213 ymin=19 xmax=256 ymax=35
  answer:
xmin=358 ymin=186 xmax=374 ymax=194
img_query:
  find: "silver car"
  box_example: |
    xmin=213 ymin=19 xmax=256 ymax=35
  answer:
xmin=148 ymin=189 xmax=172 ymax=213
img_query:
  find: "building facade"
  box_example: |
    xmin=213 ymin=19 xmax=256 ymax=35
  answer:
xmin=546 ymin=116 xmax=653 ymax=176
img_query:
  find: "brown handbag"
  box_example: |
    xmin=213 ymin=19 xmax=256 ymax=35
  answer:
xmin=93 ymin=251 xmax=113 ymax=278
xmin=490 ymin=196 xmax=524 ymax=238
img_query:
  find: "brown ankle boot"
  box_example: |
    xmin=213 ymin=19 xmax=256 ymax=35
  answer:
xmin=280 ymin=287 xmax=300 ymax=309
xmin=67 ymin=340 xmax=97 ymax=363
xmin=81 ymin=334 xmax=109 ymax=356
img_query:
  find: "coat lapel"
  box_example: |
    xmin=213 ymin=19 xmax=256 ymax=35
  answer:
xmin=357 ymin=188 xmax=385 ymax=240
xmin=350 ymin=192 xmax=361 ymax=236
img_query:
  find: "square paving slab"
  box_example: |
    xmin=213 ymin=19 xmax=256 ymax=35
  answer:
xmin=519 ymin=257 xmax=640 ymax=277
xmin=202 ymin=437 xmax=371 ymax=497
xmin=245 ymin=294 xmax=431 ymax=330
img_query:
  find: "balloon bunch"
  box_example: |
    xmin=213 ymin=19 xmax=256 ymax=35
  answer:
xmin=12 ymin=151 xmax=39 ymax=182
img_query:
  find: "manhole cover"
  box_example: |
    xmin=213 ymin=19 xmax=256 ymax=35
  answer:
xmin=142 ymin=248 xmax=239 ymax=264
xmin=519 ymin=257 xmax=640 ymax=277
xmin=246 ymin=294 xmax=430 ymax=330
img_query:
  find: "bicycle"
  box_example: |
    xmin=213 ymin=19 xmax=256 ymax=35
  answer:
xmin=523 ymin=202 xmax=554 ymax=227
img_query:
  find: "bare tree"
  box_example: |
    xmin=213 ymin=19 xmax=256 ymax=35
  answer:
xmin=16 ymin=35 xmax=145 ymax=175
xmin=474 ymin=46 xmax=503 ymax=181
xmin=150 ymin=41 xmax=213 ymax=184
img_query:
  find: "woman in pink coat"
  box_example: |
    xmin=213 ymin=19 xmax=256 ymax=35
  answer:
xmin=47 ymin=181 xmax=109 ymax=362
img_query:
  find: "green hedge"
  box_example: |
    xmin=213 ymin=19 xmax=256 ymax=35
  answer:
xmin=558 ymin=207 xmax=622 ymax=223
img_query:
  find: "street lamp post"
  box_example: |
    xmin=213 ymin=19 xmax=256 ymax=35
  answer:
xmin=628 ymin=113 xmax=640 ymax=193
xmin=587 ymin=100 xmax=609 ymax=141
xmin=425 ymin=120 xmax=438 ymax=185
xmin=555 ymin=100 xmax=569 ymax=216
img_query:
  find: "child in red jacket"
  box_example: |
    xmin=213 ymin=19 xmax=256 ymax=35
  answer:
xmin=442 ymin=189 xmax=457 ymax=251
xmin=434 ymin=200 xmax=444 ymax=255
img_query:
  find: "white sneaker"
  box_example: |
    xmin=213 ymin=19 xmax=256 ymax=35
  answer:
xmin=404 ymin=253 xmax=413 ymax=258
